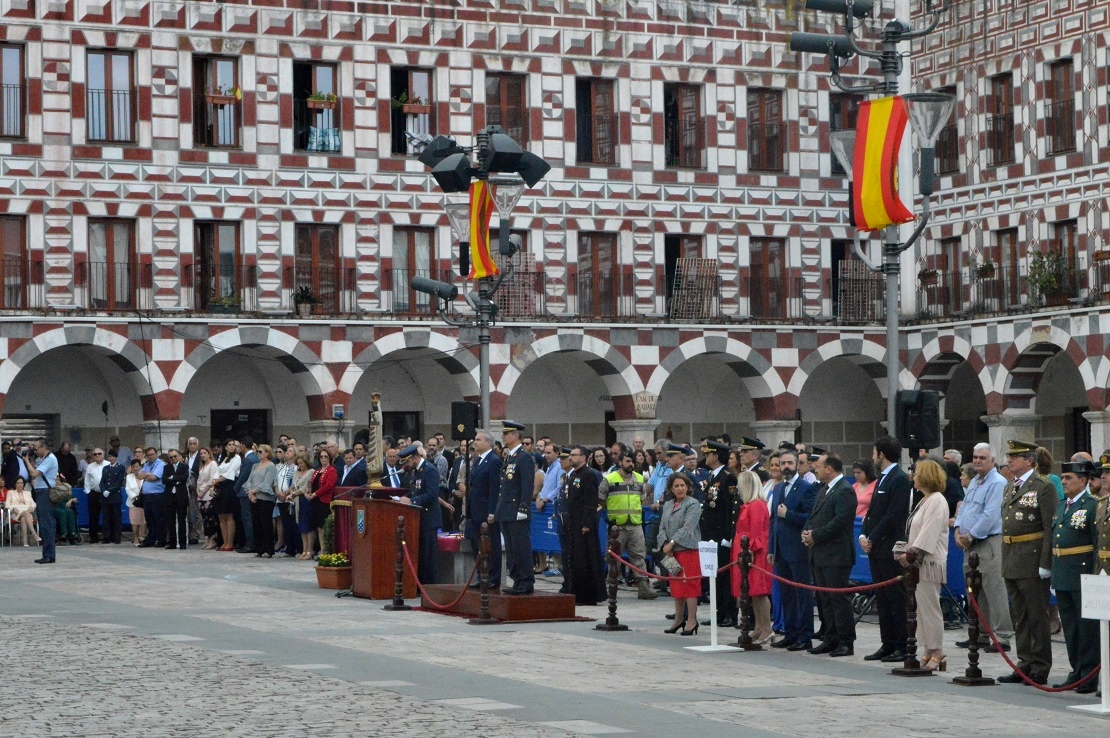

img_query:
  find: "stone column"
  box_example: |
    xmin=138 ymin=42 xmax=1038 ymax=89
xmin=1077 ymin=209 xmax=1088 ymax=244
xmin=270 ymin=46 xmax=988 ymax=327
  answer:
xmin=305 ymin=420 xmax=349 ymax=447
xmin=980 ymin=410 xmax=1037 ymax=460
xmin=608 ymin=419 xmax=663 ymax=447
xmin=140 ymin=420 xmax=188 ymax=452
xmin=749 ymin=419 xmax=801 ymax=448
xmin=1081 ymin=410 xmax=1110 ymax=456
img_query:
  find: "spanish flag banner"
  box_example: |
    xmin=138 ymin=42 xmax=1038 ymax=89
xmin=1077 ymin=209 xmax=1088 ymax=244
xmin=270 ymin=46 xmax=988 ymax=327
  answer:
xmin=467 ymin=180 xmax=499 ymax=280
xmin=852 ymin=96 xmax=914 ymax=232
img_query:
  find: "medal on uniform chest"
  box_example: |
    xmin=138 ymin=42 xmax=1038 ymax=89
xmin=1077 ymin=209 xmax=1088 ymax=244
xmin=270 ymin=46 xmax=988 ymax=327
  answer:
xmin=572 ymin=479 xmax=581 ymax=488
xmin=1070 ymin=509 xmax=1088 ymax=528
xmin=1019 ymin=491 xmax=1038 ymax=508
xmin=1015 ymin=511 xmax=1024 ymax=521
xmin=414 ymin=480 xmax=422 ymax=489
xmin=506 ymin=463 xmax=515 ymax=480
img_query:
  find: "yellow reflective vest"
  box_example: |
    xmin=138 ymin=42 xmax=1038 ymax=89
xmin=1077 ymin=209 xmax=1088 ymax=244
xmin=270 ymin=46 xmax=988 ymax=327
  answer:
xmin=604 ymin=470 xmax=644 ymax=525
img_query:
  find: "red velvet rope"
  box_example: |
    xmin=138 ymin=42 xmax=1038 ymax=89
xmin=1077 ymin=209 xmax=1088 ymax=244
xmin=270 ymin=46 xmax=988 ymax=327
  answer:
xmin=752 ymin=563 xmax=904 ymax=594
xmin=400 ymin=540 xmax=479 ymax=610
xmin=608 ymin=550 xmax=738 ymax=583
xmin=967 ymin=591 xmax=1101 ymax=692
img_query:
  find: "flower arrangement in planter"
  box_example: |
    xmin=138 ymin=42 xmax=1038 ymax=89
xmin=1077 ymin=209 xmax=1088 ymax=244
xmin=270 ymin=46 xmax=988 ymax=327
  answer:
xmin=1027 ymin=248 xmax=1070 ymax=305
xmin=392 ymin=92 xmax=431 ymax=115
xmin=206 ymin=84 xmax=242 ymax=106
xmin=307 ymin=91 xmax=339 ymax=110
xmin=314 ymin=552 xmax=351 ymax=589
xmin=918 ymin=268 xmax=940 ymax=287
xmin=209 ymin=294 xmax=240 ymax=314
xmin=967 ymin=254 xmax=995 ymax=280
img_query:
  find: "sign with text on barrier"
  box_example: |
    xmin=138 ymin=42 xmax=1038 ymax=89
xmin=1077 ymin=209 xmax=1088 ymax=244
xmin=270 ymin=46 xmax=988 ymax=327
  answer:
xmin=698 ymin=541 xmax=719 ymax=577
xmin=1071 ymin=573 xmax=1110 ymax=715
xmin=687 ymin=541 xmax=733 ymax=653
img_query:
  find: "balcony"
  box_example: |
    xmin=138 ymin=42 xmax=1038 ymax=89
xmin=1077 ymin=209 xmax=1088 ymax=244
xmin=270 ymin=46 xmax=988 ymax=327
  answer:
xmin=747 ymin=123 xmax=784 ymax=172
xmin=293 ymin=97 xmax=341 ymax=153
xmin=86 ymin=89 xmax=135 ymax=143
xmin=287 ymin=262 xmax=358 ymax=315
xmin=936 ymin=122 xmax=959 ymax=175
xmin=0 ymin=259 xmax=43 ymax=309
xmin=383 ymin=268 xmax=448 ymax=317
xmin=664 ymin=118 xmax=705 ymax=169
xmin=571 ymin=270 xmax=635 ymax=319
xmin=747 ymin=273 xmax=803 ymax=321
xmin=830 ymin=272 xmax=885 ymax=325
xmin=190 ymin=262 xmax=258 ymax=313
xmin=76 ymin=261 xmax=152 ymax=311
xmin=985 ymin=113 xmax=1014 ymax=167
xmin=1 ymin=83 xmax=24 ymax=138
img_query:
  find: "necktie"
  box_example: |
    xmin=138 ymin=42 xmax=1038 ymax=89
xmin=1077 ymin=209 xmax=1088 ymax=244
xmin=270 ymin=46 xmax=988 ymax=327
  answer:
xmin=1014 ymin=477 xmax=1023 ymax=490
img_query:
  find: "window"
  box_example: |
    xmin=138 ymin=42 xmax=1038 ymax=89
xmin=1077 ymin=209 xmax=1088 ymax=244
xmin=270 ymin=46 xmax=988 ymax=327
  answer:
xmin=293 ymin=61 xmax=339 ymax=153
xmin=0 ymin=44 xmax=24 ymax=139
xmin=663 ymin=83 xmax=703 ymax=168
xmin=0 ymin=216 xmax=27 ymax=309
xmin=936 ymin=86 xmax=959 ymax=175
xmin=389 ymin=227 xmax=435 ymax=315
xmin=486 ymin=73 xmax=527 ymax=144
xmin=294 ymin=224 xmax=340 ymax=314
xmin=829 ymin=93 xmax=861 ymax=177
xmin=192 ymin=56 xmax=240 ymax=148
xmin=577 ymin=232 xmax=618 ymax=317
xmin=87 ymin=50 xmax=134 ymax=143
xmin=941 ymin=237 xmax=962 ymax=312
xmin=390 ymin=67 xmax=432 ymax=156
xmin=1046 ymin=59 xmax=1075 ymax=154
xmin=986 ymin=74 xmax=1014 ymax=166
xmin=575 ymin=78 xmax=616 ymax=165
xmin=194 ymin=222 xmax=241 ymax=311
xmin=997 ymin=228 xmax=1021 ymax=305
xmin=747 ymin=89 xmax=784 ymax=172
xmin=87 ymin=219 xmax=135 ymax=310
xmin=663 ymin=234 xmax=702 ymax=300
xmin=749 ymin=238 xmax=786 ymax=317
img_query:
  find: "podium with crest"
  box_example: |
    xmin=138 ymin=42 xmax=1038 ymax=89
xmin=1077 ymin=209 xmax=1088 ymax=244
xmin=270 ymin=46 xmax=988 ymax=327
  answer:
xmin=350 ymin=495 xmax=420 ymax=599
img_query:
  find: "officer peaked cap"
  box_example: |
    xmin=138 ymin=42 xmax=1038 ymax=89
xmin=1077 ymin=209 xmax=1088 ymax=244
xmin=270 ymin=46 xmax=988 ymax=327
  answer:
xmin=397 ymin=444 xmax=420 ymax=460
xmin=737 ymin=436 xmax=764 ymax=450
xmin=703 ymin=440 xmax=731 ymax=457
xmin=1006 ymin=439 xmax=1038 ymax=456
xmin=501 ymin=420 xmax=526 ymax=432
xmin=1061 ymin=459 xmax=1096 ymax=477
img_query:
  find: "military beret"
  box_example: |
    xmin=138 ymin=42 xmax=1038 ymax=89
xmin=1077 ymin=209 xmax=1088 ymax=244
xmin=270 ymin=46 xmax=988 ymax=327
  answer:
xmin=1061 ymin=459 xmax=1096 ymax=477
xmin=703 ymin=440 xmax=731 ymax=457
xmin=736 ymin=436 xmax=764 ymax=450
xmin=501 ymin=420 xmax=526 ymax=432
xmin=1006 ymin=439 xmax=1038 ymax=456
xmin=397 ymin=444 xmax=420 ymax=460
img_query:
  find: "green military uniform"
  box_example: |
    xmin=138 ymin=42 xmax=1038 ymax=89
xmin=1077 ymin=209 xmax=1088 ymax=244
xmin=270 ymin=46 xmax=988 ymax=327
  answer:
xmin=1096 ymin=453 xmax=1110 ymax=576
xmin=1050 ymin=470 xmax=1101 ymax=688
xmin=999 ymin=439 xmax=1057 ymax=682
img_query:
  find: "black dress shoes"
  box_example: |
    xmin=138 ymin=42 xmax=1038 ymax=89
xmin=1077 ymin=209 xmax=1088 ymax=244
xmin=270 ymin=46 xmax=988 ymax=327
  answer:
xmin=863 ymin=647 xmax=893 ymax=661
xmin=829 ymin=645 xmax=854 ymax=657
xmin=1026 ymin=675 xmax=1048 ymax=685
xmin=770 ymin=638 xmax=795 ymax=649
xmin=1076 ymin=680 xmax=1098 ymax=694
xmin=501 ymin=586 xmax=534 ymax=595
xmin=717 ymin=617 xmax=736 ymax=628
xmin=880 ymin=650 xmax=908 ymax=663
xmin=786 ymin=641 xmax=812 ymax=652
xmin=997 ymin=673 xmax=1023 ymax=684
xmin=807 ymin=641 xmax=837 ymax=655
xmin=34 ymin=557 xmax=55 ymax=564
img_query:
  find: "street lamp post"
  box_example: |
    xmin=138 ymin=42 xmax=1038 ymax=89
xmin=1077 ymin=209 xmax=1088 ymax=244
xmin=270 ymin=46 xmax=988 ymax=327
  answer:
xmin=409 ymin=127 xmax=550 ymax=429
xmin=790 ymin=0 xmax=953 ymax=432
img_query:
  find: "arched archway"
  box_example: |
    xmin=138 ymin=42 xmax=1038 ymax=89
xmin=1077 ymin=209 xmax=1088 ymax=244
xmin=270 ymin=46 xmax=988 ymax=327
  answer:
xmin=797 ymin=355 xmax=886 ymax=461
xmin=655 ymin=353 xmax=758 ymax=444
xmin=1005 ymin=344 xmax=1089 ymax=460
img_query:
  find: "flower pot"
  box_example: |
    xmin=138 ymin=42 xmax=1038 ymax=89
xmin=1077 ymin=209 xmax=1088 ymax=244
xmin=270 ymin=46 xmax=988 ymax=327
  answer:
xmin=919 ymin=272 xmax=939 ymax=287
xmin=296 ymin=302 xmax=313 ymax=317
xmin=315 ymin=566 xmax=352 ymax=590
xmin=401 ymin=103 xmax=432 ymax=115
xmin=1093 ymin=250 xmax=1110 ymax=263
xmin=206 ymin=94 xmax=237 ymax=107
xmin=306 ymin=99 xmax=337 ymax=110
xmin=977 ymin=265 xmax=995 ymax=279
xmin=210 ymin=303 xmax=239 ymax=314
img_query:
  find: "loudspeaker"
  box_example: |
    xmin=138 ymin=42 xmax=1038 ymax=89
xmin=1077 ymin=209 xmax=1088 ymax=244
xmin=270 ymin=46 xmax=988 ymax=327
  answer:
xmin=896 ymin=390 xmax=941 ymax=451
xmin=451 ymin=401 xmax=480 ymax=441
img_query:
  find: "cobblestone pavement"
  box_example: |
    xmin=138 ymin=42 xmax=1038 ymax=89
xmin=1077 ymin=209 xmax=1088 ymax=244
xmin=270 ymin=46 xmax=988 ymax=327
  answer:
xmin=0 ymin=545 xmax=1107 ymax=737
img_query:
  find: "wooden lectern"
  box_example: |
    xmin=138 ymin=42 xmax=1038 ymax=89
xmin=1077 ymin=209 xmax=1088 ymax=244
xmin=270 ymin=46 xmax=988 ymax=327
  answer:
xmin=350 ymin=496 xmax=421 ymax=600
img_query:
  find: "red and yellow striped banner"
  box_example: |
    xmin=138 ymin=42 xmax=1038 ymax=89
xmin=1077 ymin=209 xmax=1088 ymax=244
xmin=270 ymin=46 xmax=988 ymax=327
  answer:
xmin=852 ymin=96 xmax=915 ymax=232
xmin=467 ymin=180 xmax=499 ymax=280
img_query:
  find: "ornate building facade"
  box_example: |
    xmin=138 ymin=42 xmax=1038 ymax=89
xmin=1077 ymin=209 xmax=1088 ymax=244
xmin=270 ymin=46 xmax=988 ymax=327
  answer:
xmin=1 ymin=0 xmax=1109 ymax=464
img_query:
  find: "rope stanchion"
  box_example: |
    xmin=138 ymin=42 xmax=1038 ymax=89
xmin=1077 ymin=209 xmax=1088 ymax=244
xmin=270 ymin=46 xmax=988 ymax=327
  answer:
xmin=469 ymin=523 xmax=498 ymax=625
xmin=891 ymin=549 xmax=931 ymax=677
xmin=951 ymin=551 xmax=993 ymax=686
xmin=967 ymin=588 xmax=1102 ymax=692
xmin=597 ymin=525 xmax=629 ymax=632
xmin=754 ymin=563 xmax=904 ymax=594
xmin=401 ymin=540 xmax=479 ymax=610
xmin=382 ymin=515 xmax=412 ymax=612
xmin=732 ymin=535 xmax=761 ymax=651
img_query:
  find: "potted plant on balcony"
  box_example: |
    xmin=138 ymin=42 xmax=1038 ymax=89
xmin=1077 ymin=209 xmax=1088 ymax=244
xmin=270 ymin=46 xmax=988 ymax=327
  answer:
xmin=967 ymin=254 xmax=996 ymax=280
xmin=314 ymin=552 xmax=351 ymax=589
xmin=392 ymin=92 xmax=431 ymax=115
xmin=918 ymin=267 xmax=940 ymax=287
xmin=205 ymin=84 xmax=241 ymax=107
xmin=307 ymin=91 xmax=338 ymax=110
xmin=294 ymin=285 xmax=317 ymax=317
xmin=1092 ymin=247 xmax=1110 ymax=263
xmin=1027 ymin=248 xmax=1068 ymax=306
xmin=209 ymin=294 xmax=240 ymax=314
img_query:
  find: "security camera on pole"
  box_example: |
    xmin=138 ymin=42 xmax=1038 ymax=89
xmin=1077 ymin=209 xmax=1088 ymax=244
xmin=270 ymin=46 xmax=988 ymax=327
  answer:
xmin=788 ymin=0 xmax=953 ymax=433
xmin=409 ymin=127 xmax=551 ymax=429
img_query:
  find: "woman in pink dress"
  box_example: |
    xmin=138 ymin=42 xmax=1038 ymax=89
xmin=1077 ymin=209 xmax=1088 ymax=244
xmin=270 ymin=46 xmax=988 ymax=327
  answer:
xmin=851 ymin=459 xmax=877 ymax=517
xmin=730 ymin=460 xmax=772 ymax=643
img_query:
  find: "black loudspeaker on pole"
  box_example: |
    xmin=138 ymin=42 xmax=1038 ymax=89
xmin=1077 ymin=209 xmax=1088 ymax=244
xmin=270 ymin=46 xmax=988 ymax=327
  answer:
xmin=895 ymin=390 xmax=941 ymax=450
xmin=451 ymin=401 xmax=480 ymax=441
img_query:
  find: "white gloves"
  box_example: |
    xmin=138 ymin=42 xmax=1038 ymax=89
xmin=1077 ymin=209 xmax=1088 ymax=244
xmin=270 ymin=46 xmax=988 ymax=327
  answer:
xmin=1038 ymin=567 xmax=1051 ymax=580
xmin=720 ymin=539 xmax=731 ymax=548
xmin=103 ymin=490 xmax=110 ymax=498
xmin=516 ymin=512 xmax=528 ymax=521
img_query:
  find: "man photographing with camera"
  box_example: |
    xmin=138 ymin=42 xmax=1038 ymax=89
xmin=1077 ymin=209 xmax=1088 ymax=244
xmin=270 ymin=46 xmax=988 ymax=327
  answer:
xmin=26 ymin=438 xmax=59 ymax=564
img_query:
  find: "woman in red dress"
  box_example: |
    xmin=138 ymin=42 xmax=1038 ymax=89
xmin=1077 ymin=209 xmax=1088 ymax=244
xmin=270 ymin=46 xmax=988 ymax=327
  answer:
xmin=306 ymin=449 xmax=338 ymax=556
xmin=656 ymin=472 xmax=703 ymax=636
xmin=730 ymin=459 xmax=772 ymax=643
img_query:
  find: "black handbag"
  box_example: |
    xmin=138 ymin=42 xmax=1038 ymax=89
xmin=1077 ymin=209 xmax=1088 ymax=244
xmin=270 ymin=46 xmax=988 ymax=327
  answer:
xmin=133 ymin=492 xmax=144 ymax=509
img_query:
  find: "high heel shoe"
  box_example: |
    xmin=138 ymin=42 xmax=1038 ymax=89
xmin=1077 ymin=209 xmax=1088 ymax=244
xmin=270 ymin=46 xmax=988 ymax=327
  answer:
xmin=680 ymin=623 xmax=700 ymax=636
xmin=664 ymin=620 xmax=687 ymax=634
xmin=922 ymin=656 xmax=947 ymax=672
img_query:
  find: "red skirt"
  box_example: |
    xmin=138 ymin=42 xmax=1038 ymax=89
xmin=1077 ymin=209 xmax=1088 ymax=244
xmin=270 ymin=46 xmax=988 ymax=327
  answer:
xmin=669 ymin=549 xmax=703 ymax=599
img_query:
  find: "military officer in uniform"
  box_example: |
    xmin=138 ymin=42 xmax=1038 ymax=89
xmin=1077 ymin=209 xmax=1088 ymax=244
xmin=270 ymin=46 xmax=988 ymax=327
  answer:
xmin=398 ymin=444 xmax=443 ymax=584
xmin=997 ymin=440 xmax=1057 ymax=685
xmin=738 ymin=437 xmax=768 ymax=483
xmin=1050 ymin=459 xmax=1101 ymax=693
xmin=495 ymin=421 xmax=535 ymax=595
xmin=701 ymin=440 xmax=740 ymax=627
xmin=1097 ymin=453 xmax=1110 ymax=576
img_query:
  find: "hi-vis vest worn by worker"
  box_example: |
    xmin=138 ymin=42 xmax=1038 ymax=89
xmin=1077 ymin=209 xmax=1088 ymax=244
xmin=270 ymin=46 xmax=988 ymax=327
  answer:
xmin=604 ymin=470 xmax=644 ymax=525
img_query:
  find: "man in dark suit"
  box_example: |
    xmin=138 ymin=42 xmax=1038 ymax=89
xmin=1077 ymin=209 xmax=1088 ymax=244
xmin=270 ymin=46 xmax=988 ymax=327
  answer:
xmin=2 ymin=439 xmax=25 ymax=488
xmin=701 ymin=440 xmax=740 ymax=626
xmin=99 ymin=449 xmax=127 ymax=544
xmin=234 ymin=437 xmax=258 ymax=553
xmin=339 ymin=449 xmax=368 ymax=487
xmin=494 ymin=420 xmax=535 ymax=595
xmin=398 ymin=444 xmax=443 ymax=584
xmin=162 ymin=448 xmax=191 ymax=549
xmin=462 ymin=432 xmax=501 ymax=588
xmin=382 ymin=447 xmax=404 ymax=489
xmin=803 ymin=452 xmax=858 ymax=657
xmin=767 ymin=448 xmax=816 ymax=650
xmin=859 ymin=435 xmax=912 ymax=662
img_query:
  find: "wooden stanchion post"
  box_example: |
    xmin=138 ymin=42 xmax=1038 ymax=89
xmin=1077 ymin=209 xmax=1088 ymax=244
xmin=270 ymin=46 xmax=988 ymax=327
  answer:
xmin=469 ymin=522 xmax=498 ymax=625
xmin=596 ymin=525 xmax=628 ymax=632
xmin=891 ymin=549 xmax=931 ymax=676
xmin=731 ymin=535 xmax=761 ymax=651
xmin=382 ymin=515 xmax=412 ymax=611
xmin=952 ymin=551 xmax=995 ymax=686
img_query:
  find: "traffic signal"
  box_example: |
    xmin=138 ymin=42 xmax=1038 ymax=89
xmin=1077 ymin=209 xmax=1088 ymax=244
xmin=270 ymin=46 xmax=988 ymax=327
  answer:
xmin=895 ymin=390 xmax=941 ymax=451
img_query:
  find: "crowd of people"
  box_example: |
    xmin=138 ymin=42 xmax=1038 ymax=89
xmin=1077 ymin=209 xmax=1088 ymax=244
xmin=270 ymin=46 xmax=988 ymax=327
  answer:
xmin=3 ymin=424 xmax=1108 ymax=697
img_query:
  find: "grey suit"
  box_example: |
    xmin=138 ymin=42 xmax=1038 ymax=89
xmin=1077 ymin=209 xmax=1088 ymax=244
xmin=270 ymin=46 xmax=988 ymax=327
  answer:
xmin=805 ymin=477 xmax=858 ymax=646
